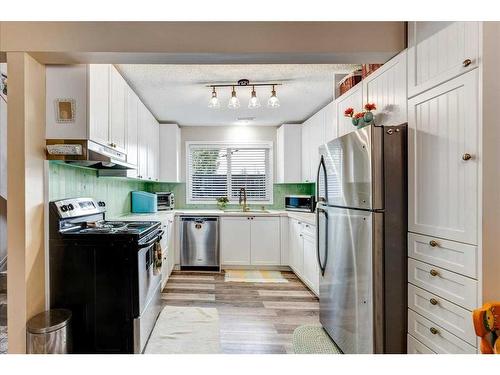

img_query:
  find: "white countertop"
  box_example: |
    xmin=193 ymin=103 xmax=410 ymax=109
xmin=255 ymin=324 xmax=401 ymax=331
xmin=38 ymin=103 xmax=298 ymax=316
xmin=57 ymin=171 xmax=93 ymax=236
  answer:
xmin=116 ymin=209 xmax=316 ymax=225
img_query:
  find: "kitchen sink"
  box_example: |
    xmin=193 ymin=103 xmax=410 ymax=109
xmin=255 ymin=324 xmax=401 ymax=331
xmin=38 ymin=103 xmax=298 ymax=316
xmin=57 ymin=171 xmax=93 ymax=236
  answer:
xmin=222 ymin=209 xmax=270 ymax=213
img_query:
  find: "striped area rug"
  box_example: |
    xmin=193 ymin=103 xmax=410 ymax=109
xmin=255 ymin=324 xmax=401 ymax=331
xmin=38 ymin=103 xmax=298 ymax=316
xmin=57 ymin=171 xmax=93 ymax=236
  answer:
xmin=224 ymin=269 xmax=289 ymax=283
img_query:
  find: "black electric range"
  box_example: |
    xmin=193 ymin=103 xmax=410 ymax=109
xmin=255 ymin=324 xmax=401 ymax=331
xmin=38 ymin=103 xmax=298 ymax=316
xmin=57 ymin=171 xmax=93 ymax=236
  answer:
xmin=49 ymin=198 xmax=163 ymax=354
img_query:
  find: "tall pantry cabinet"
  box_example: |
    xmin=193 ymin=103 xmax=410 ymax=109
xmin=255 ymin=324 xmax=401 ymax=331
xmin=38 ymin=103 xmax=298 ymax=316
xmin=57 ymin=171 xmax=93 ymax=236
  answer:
xmin=406 ymin=21 xmax=481 ymax=354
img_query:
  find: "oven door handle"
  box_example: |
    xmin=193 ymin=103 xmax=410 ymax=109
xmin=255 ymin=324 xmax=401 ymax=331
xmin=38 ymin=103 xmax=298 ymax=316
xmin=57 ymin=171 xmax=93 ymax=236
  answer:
xmin=138 ymin=230 xmax=164 ymax=248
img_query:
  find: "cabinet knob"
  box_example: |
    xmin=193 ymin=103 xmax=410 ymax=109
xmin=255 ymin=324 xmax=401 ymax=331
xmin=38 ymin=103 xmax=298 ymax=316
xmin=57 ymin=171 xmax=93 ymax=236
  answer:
xmin=462 ymin=153 xmax=472 ymax=161
xmin=462 ymin=58 xmax=472 ymax=67
xmin=429 ymin=240 xmax=439 ymax=247
xmin=429 ymin=269 xmax=439 ymax=277
xmin=429 ymin=327 xmax=439 ymax=335
xmin=430 ymin=298 xmax=438 ymax=305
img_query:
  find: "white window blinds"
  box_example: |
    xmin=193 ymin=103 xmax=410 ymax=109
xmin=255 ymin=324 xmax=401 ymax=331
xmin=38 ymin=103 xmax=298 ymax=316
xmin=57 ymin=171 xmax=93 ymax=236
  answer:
xmin=187 ymin=143 xmax=272 ymax=203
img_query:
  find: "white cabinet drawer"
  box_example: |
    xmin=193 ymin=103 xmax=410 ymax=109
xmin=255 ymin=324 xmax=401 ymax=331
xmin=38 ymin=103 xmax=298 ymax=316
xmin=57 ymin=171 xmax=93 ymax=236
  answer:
xmin=408 ymin=310 xmax=476 ymax=354
xmin=408 ymin=284 xmax=476 ymax=345
xmin=407 ymin=334 xmax=435 ymax=354
xmin=301 ymin=222 xmax=315 ymax=237
xmin=408 ymin=259 xmax=477 ymax=310
xmin=408 ymin=233 xmax=477 ymax=278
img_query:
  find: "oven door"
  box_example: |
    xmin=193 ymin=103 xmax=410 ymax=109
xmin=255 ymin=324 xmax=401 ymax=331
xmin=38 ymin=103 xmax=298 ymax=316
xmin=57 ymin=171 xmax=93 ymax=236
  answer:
xmin=134 ymin=233 xmax=163 ymax=353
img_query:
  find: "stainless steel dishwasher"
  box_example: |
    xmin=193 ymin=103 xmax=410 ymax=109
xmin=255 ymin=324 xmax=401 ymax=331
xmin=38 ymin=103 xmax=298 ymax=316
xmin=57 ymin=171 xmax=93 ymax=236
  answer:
xmin=180 ymin=216 xmax=219 ymax=271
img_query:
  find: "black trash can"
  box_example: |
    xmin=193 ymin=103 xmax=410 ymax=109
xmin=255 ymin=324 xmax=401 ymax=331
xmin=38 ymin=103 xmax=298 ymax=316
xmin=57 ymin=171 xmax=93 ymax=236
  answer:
xmin=26 ymin=309 xmax=72 ymax=354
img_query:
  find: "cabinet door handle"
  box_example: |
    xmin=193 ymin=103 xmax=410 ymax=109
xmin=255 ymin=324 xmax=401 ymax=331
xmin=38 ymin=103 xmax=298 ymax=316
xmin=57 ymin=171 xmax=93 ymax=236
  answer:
xmin=462 ymin=58 xmax=472 ymax=67
xmin=429 ymin=327 xmax=439 ymax=335
xmin=430 ymin=298 xmax=438 ymax=305
xmin=429 ymin=240 xmax=439 ymax=247
xmin=462 ymin=153 xmax=472 ymax=161
xmin=429 ymin=269 xmax=439 ymax=277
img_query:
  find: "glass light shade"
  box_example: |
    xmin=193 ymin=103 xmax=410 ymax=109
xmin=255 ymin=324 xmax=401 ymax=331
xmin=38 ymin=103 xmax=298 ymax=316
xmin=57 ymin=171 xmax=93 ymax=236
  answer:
xmin=208 ymin=89 xmax=220 ymax=108
xmin=228 ymin=87 xmax=240 ymax=109
xmin=267 ymin=88 xmax=280 ymax=108
xmin=248 ymin=87 xmax=261 ymax=109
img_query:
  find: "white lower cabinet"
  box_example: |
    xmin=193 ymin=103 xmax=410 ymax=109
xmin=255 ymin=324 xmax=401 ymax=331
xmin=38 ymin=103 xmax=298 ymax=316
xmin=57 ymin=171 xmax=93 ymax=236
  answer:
xmin=407 ymin=334 xmax=435 ymax=354
xmin=288 ymin=218 xmax=318 ymax=295
xmin=220 ymin=217 xmax=252 ymax=265
xmin=408 ymin=284 xmax=476 ymax=345
xmin=250 ymin=217 xmax=281 ymax=265
xmin=407 ymin=310 xmax=476 ymax=354
xmin=220 ymin=216 xmax=280 ymax=266
xmin=302 ymin=233 xmax=319 ymax=294
xmin=289 ymin=218 xmax=304 ymax=274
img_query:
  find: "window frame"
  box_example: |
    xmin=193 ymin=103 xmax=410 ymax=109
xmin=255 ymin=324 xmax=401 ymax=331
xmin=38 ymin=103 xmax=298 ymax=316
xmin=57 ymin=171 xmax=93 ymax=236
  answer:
xmin=185 ymin=141 xmax=274 ymax=205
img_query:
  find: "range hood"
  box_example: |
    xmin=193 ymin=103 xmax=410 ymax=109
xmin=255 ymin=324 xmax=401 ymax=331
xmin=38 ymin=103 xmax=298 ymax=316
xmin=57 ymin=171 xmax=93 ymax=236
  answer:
xmin=46 ymin=139 xmax=136 ymax=174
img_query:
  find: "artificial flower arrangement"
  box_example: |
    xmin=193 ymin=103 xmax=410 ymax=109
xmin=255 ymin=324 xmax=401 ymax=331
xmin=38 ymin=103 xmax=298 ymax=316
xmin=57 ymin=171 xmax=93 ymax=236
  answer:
xmin=344 ymin=103 xmax=377 ymax=126
xmin=216 ymin=196 xmax=229 ymax=210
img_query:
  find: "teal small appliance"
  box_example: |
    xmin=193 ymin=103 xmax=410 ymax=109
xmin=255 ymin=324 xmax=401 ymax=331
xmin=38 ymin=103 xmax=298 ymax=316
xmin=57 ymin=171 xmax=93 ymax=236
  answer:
xmin=131 ymin=191 xmax=158 ymax=213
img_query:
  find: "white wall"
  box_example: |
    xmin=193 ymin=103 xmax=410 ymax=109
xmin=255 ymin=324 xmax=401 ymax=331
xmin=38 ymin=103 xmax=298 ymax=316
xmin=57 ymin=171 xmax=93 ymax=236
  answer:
xmin=180 ymin=125 xmax=278 ymax=182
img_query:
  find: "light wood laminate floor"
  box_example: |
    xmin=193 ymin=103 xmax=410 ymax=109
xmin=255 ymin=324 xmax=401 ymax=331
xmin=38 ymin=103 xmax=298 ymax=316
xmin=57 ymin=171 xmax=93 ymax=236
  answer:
xmin=161 ymin=270 xmax=320 ymax=354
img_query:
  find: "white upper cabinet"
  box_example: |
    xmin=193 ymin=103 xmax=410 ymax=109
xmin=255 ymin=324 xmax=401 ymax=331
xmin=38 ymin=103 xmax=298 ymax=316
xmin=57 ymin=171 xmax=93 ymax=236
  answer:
xmin=408 ymin=69 xmax=478 ymax=245
xmin=137 ymin=103 xmax=150 ymax=180
xmin=125 ymin=86 xmax=139 ymax=176
xmin=323 ymin=102 xmax=337 ymax=143
xmin=276 ymin=124 xmax=302 ymax=183
xmin=109 ymin=66 xmax=127 ymax=153
xmin=146 ymin=112 xmax=160 ymax=181
xmin=309 ymin=109 xmax=325 ymax=180
xmin=363 ymin=50 xmax=408 ymax=126
xmin=88 ymin=64 xmax=110 ymax=147
xmin=159 ymin=123 xmax=181 ymax=182
xmin=407 ymin=22 xmax=480 ymax=98
xmin=301 ymin=120 xmax=313 ymax=182
xmin=335 ymin=84 xmax=363 ymax=138
xmin=300 ymin=102 xmax=335 ymax=183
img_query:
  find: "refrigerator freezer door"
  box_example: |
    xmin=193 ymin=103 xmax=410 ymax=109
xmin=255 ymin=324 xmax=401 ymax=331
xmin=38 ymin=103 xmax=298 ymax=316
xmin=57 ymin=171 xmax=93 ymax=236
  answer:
xmin=318 ymin=125 xmax=383 ymax=210
xmin=319 ymin=206 xmax=383 ymax=354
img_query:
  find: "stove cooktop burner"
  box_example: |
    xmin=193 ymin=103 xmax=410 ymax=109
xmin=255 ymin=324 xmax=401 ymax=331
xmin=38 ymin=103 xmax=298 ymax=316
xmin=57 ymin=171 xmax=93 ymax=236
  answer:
xmin=66 ymin=221 xmax=160 ymax=236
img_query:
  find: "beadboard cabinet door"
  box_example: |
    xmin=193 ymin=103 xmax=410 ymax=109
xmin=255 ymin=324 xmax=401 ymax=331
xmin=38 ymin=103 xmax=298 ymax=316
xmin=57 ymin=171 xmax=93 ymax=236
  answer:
xmin=88 ymin=64 xmax=110 ymax=147
xmin=323 ymin=102 xmax=337 ymax=143
xmin=109 ymin=66 xmax=127 ymax=153
xmin=301 ymin=120 xmax=313 ymax=182
xmin=335 ymin=84 xmax=363 ymax=138
xmin=407 ymin=22 xmax=480 ymax=98
xmin=408 ymin=70 xmax=478 ymax=245
xmin=363 ymin=50 xmax=407 ymax=126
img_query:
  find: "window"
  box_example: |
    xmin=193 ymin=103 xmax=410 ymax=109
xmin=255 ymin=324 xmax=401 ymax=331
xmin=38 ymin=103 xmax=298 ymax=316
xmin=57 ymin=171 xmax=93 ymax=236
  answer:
xmin=187 ymin=142 xmax=273 ymax=204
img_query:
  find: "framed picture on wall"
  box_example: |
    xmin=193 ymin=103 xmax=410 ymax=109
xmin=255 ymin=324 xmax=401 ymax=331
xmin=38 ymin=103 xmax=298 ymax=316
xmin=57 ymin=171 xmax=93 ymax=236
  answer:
xmin=55 ymin=98 xmax=76 ymax=123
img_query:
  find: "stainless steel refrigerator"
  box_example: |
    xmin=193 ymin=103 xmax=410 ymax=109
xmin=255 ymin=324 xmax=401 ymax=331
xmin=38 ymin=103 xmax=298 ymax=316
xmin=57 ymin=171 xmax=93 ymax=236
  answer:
xmin=316 ymin=123 xmax=407 ymax=354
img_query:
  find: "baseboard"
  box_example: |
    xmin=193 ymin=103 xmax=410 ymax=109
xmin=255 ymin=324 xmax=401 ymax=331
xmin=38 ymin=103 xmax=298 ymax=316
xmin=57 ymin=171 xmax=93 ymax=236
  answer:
xmin=221 ymin=265 xmax=292 ymax=271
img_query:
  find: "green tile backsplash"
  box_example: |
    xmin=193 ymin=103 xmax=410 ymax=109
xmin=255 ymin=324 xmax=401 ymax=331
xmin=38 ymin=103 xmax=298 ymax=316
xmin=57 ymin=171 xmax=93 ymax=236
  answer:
xmin=147 ymin=182 xmax=315 ymax=210
xmin=48 ymin=162 xmax=315 ymax=215
xmin=48 ymin=162 xmax=149 ymax=217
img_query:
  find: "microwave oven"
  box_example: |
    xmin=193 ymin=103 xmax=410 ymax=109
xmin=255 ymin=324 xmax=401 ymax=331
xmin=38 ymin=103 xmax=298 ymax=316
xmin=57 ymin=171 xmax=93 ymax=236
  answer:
xmin=155 ymin=192 xmax=175 ymax=211
xmin=285 ymin=195 xmax=315 ymax=213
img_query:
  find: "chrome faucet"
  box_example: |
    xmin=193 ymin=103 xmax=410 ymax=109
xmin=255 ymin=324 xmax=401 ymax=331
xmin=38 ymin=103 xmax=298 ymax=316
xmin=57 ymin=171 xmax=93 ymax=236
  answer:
xmin=239 ymin=187 xmax=249 ymax=212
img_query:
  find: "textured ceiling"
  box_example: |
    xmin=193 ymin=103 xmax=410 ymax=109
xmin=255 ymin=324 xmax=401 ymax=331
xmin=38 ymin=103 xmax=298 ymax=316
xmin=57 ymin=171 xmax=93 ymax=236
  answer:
xmin=116 ymin=64 xmax=359 ymax=126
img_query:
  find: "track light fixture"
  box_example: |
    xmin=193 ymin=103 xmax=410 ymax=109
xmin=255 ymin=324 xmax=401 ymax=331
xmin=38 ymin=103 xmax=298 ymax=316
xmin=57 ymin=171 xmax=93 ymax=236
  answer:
xmin=207 ymin=79 xmax=281 ymax=110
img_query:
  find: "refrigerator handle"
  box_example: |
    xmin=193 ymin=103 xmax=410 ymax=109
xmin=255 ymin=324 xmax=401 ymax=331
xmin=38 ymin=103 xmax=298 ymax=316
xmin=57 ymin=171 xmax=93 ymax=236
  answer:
xmin=316 ymin=155 xmax=328 ymax=203
xmin=316 ymin=207 xmax=328 ymax=277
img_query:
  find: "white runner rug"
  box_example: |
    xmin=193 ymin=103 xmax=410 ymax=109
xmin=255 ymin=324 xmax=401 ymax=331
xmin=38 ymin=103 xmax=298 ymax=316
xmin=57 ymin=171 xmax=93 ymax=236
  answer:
xmin=144 ymin=306 xmax=221 ymax=354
